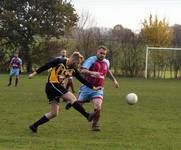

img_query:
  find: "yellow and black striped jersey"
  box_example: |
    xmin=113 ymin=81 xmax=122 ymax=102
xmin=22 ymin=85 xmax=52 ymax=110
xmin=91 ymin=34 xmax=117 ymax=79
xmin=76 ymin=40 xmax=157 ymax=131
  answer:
xmin=36 ymin=58 xmax=94 ymax=89
xmin=48 ymin=63 xmax=74 ymax=83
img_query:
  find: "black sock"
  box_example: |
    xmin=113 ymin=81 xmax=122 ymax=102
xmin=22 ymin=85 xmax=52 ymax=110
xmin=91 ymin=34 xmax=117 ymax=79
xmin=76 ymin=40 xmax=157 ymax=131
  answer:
xmin=15 ymin=78 xmax=18 ymax=86
xmin=8 ymin=77 xmax=12 ymax=85
xmin=33 ymin=115 xmax=49 ymax=128
xmin=72 ymin=101 xmax=89 ymax=118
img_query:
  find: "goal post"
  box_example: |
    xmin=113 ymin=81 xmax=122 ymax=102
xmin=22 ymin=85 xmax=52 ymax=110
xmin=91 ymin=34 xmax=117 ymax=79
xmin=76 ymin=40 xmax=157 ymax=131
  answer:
xmin=145 ymin=46 xmax=181 ymax=78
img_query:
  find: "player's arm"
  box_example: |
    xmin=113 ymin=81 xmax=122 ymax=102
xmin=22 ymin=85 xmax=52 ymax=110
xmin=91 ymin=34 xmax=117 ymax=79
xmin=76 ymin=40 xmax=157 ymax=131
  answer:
xmin=9 ymin=59 xmax=13 ymax=69
xmin=80 ymin=56 xmax=100 ymax=78
xmin=9 ymin=64 xmax=12 ymax=69
xmin=28 ymin=58 xmax=62 ymax=79
xmin=19 ymin=64 xmax=23 ymax=74
xmin=73 ymin=68 xmax=99 ymax=90
xmin=107 ymin=70 xmax=119 ymax=88
xmin=19 ymin=59 xmax=23 ymax=73
xmin=80 ymin=68 xmax=100 ymax=78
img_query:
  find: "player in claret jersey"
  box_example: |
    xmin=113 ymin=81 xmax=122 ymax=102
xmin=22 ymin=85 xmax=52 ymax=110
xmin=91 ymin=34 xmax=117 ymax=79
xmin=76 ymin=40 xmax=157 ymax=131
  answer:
xmin=7 ymin=52 xmax=22 ymax=87
xmin=66 ymin=46 xmax=119 ymax=131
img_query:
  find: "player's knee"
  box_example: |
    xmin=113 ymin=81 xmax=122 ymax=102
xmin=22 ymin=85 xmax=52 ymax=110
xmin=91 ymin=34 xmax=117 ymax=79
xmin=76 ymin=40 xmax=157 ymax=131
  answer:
xmin=97 ymin=107 xmax=102 ymax=111
xmin=93 ymin=101 xmax=102 ymax=110
xmin=51 ymin=111 xmax=59 ymax=118
xmin=94 ymin=104 xmax=101 ymax=111
xmin=69 ymin=98 xmax=77 ymax=104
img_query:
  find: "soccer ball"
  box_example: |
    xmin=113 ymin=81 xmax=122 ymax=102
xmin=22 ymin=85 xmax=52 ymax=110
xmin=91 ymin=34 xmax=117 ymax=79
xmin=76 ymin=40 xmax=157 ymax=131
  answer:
xmin=126 ymin=93 xmax=138 ymax=105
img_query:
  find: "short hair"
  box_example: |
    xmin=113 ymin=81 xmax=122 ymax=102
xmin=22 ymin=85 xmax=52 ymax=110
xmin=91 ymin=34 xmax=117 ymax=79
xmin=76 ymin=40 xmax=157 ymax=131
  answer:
xmin=60 ymin=48 xmax=66 ymax=51
xmin=70 ymin=51 xmax=84 ymax=62
xmin=98 ymin=45 xmax=108 ymax=51
xmin=14 ymin=52 xmax=19 ymax=55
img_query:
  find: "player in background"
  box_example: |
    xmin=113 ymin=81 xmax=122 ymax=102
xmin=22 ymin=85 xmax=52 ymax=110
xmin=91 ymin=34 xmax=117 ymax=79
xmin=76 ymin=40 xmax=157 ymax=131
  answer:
xmin=7 ymin=52 xmax=22 ymax=87
xmin=58 ymin=48 xmax=75 ymax=93
xmin=66 ymin=46 xmax=119 ymax=131
xmin=28 ymin=52 xmax=99 ymax=133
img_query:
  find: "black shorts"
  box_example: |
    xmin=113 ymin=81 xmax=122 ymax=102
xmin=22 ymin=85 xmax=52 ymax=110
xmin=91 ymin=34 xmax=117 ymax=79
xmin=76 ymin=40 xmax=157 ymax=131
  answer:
xmin=45 ymin=82 xmax=68 ymax=103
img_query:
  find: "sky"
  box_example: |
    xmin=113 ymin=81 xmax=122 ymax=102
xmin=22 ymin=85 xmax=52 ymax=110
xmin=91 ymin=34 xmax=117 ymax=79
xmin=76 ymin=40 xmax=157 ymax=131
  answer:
xmin=71 ymin=0 xmax=181 ymax=32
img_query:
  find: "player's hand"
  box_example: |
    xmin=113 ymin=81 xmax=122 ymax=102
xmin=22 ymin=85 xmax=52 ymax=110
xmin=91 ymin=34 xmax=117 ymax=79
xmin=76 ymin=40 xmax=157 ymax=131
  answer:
xmin=114 ymin=80 xmax=119 ymax=88
xmin=90 ymin=72 xmax=100 ymax=78
xmin=93 ymin=86 xmax=103 ymax=91
xmin=28 ymin=72 xmax=37 ymax=79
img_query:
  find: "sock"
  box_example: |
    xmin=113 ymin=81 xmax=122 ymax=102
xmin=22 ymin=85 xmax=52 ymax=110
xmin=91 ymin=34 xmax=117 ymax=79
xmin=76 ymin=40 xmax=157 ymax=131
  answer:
xmin=15 ymin=78 xmax=18 ymax=86
xmin=8 ymin=77 xmax=12 ymax=85
xmin=72 ymin=101 xmax=89 ymax=118
xmin=92 ymin=109 xmax=101 ymax=127
xmin=33 ymin=115 xmax=49 ymax=128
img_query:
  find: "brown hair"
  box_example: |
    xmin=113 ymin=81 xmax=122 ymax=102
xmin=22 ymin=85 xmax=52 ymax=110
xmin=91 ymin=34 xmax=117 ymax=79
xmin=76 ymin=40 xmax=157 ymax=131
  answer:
xmin=98 ymin=45 xmax=108 ymax=51
xmin=70 ymin=51 xmax=84 ymax=62
xmin=60 ymin=47 xmax=67 ymax=51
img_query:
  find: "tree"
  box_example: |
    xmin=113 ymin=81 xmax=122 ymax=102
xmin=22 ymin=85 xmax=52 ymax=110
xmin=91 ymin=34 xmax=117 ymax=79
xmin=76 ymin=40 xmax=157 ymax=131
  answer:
xmin=171 ymin=24 xmax=181 ymax=78
xmin=140 ymin=14 xmax=172 ymax=78
xmin=172 ymin=24 xmax=181 ymax=46
xmin=31 ymin=37 xmax=70 ymax=66
xmin=141 ymin=15 xmax=172 ymax=46
xmin=106 ymin=25 xmax=144 ymax=77
xmin=72 ymin=10 xmax=100 ymax=58
xmin=0 ymin=0 xmax=78 ymax=72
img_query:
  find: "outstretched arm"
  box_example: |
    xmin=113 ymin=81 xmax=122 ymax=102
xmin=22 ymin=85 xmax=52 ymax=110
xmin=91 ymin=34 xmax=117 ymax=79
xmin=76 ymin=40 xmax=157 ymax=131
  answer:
xmin=28 ymin=58 xmax=63 ymax=79
xmin=107 ymin=70 xmax=119 ymax=88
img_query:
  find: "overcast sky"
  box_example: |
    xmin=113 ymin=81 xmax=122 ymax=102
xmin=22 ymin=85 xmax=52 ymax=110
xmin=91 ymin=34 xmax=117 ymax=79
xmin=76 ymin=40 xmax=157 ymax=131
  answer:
xmin=71 ymin=0 xmax=181 ymax=32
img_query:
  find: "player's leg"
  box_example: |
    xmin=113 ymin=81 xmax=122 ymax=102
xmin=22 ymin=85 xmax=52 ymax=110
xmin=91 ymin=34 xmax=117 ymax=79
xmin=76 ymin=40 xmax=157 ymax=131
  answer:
xmin=62 ymin=91 xmax=95 ymax=121
xmin=15 ymin=69 xmax=20 ymax=86
xmin=29 ymin=83 xmax=61 ymax=133
xmin=69 ymin=78 xmax=75 ymax=93
xmin=66 ymin=78 xmax=75 ymax=93
xmin=29 ymin=102 xmax=59 ymax=133
xmin=65 ymin=87 xmax=89 ymax=110
xmin=8 ymin=69 xmax=14 ymax=86
xmin=15 ymin=75 xmax=19 ymax=86
xmin=15 ymin=77 xmax=18 ymax=86
xmin=8 ymin=76 xmax=12 ymax=86
xmin=91 ymin=98 xmax=103 ymax=131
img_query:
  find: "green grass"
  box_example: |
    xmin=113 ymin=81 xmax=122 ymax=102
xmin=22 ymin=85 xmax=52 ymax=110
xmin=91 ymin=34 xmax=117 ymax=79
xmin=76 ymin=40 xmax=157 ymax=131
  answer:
xmin=0 ymin=74 xmax=181 ymax=150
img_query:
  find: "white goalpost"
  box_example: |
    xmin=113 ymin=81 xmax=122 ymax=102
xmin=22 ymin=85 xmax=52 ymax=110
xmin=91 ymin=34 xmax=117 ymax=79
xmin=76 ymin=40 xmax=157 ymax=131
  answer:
xmin=145 ymin=46 xmax=181 ymax=78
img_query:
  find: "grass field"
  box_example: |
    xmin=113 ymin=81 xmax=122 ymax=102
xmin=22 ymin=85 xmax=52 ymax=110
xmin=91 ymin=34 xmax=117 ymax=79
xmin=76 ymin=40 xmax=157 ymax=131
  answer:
xmin=0 ymin=74 xmax=181 ymax=150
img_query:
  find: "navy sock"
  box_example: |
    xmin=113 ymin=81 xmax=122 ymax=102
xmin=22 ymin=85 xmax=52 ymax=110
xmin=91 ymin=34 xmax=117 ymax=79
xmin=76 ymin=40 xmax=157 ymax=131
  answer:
xmin=33 ymin=115 xmax=49 ymax=128
xmin=72 ymin=101 xmax=89 ymax=118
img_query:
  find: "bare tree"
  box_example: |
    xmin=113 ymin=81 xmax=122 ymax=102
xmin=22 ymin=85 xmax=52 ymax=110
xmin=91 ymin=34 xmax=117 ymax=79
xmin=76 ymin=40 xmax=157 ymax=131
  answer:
xmin=72 ymin=10 xmax=103 ymax=57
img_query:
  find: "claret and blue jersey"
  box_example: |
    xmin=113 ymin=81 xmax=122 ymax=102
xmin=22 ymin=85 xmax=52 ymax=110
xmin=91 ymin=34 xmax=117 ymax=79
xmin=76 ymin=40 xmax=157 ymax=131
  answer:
xmin=78 ymin=56 xmax=110 ymax=101
xmin=9 ymin=57 xmax=22 ymax=76
xmin=82 ymin=56 xmax=110 ymax=87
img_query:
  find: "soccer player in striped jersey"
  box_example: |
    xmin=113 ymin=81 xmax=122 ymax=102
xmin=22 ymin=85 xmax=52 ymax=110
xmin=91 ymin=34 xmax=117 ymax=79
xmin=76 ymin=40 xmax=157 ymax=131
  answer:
xmin=28 ymin=52 xmax=98 ymax=133
xmin=58 ymin=48 xmax=75 ymax=93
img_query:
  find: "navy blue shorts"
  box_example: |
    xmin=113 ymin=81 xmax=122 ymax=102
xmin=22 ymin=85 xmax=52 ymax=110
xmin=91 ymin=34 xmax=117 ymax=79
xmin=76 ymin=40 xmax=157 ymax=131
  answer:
xmin=45 ymin=82 xmax=68 ymax=103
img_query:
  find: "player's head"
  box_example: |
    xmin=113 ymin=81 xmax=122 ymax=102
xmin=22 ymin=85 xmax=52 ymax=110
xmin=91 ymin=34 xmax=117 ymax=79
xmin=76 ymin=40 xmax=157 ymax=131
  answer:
xmin=69 ymin=51 xmax=84 ymax=68
xmin=60 ymin=48 xmax=67 ymax=57
xmin=14 ymin=52 xmax=19 ymax=58
xmin=96 ymin=46 xmax=107 ymax=61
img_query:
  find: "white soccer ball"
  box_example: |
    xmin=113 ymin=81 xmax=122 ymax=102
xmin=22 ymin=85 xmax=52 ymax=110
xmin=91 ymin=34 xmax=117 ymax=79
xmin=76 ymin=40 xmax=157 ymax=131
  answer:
xmin=126 ymin=93 xmax=138 ymax=105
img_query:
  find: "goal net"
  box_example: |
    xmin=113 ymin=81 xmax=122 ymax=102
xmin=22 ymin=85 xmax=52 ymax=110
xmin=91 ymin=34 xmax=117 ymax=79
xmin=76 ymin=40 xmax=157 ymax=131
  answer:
xmin=145 ymin=46 xmax=181 ymax=78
